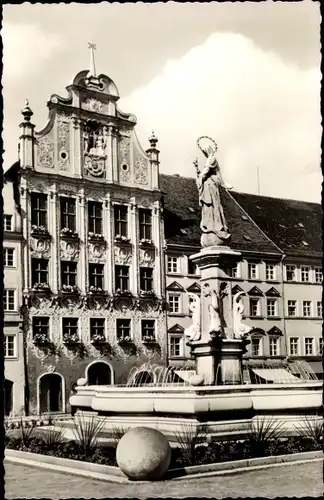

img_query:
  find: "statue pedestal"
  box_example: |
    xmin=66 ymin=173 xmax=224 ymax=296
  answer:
xmin=189 ymin=338 xmax=249 ymax=386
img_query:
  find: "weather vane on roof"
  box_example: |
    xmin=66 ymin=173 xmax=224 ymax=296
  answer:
xmin=88 ymin=41 xmax=97 ymax=77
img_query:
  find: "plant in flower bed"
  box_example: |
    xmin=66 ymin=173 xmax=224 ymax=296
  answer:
xmin=142 ymin=335 xmax=156 ymax=344
xmin=33 ymin=332 xmax=51 ymax=346
xmin=88 ymin=232 xmax=105 ymax=241
xmin=115 ymin=288 xmax=132 ymax=297
xmin=32 ymin=282 xmax=51 ymax=293
xmin=114 ymin=234 xmax=130 ymax=244
xmin=117 ymin=335 xmax=133 ymax=345
xmin=140 ymin=290 xmax=156 ymax=297
xmin=63 ymin=332 xmax=80 ymax=344
xmin=90 ymin=332 xmax=107 ymax=344
xmin=139 ymin=238 xmax=153 ymax=246
xmin=88 ymin=285 xmax=105 ymax=295
xmin=60 ymin=227 xmax=78 ymax=238
xmin=62 ymin=284 xmax=79 ymax=294
xmin=31 ymin=225 xmax=49 ymax=236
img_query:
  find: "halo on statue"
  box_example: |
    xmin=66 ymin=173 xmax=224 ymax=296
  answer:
xmin=197 ymin=136 xmax=218 ymax=153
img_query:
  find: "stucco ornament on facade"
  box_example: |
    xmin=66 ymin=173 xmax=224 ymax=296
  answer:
xmin=30 ymin=237 xmax=51 ymax=259
xmin=139 ymin=248 xmax=155 ymax=267
xmin=60 ymin=239 xmax=80 ymax=261
xmin=37 ymin=136 xmax=54 ymax=168
xmin=114 ymin=245 xmax=132 ymax=265
xmin=84 ymin=155 xmax=106 ymax=177
xmin=135 ymin=156 xmax=149 ymax=185
xmin=84 ymin=98 xmax=103 ymax=113
xmin=57 ymin=115 xmax=70 ymax=171
xmin=88 ymin=241 xmax=106 ymax=263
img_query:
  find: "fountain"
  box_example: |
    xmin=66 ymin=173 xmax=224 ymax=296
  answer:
xmin=70 ymin=136 xmax=322 ymax=444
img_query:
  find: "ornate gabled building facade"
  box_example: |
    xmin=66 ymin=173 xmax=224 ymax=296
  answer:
xmin=15 ymin=67 xmax=167 ymax=414
xmin=161 ymin=174 xmax=323 ymax=379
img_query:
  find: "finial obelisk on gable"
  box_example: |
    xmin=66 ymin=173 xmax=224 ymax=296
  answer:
xmin=88 ymin=41 xmax=97 ymax=77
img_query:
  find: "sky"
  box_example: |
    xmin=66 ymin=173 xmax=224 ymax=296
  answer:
xmin=2 ymin=1 xmax=322 ymax=202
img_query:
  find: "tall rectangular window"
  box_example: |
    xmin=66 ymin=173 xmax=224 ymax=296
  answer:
xmin=139 ymin=209 xmax=152 ymax=240
xmin=4 ymin=290 xmax=16 ymax=311
xmin=287 ymin=300 xmax=297 ymax=317
xmin=140 ymin=268 xmax=153 ymax=292
xmin=317 ymin=301 xmax=322 ymax=317
xmin=188 ymin=259 xmax=200 ymax=276
xmin=289 ymin=337 xmax=299 ymax=356
xmin=90 ymin=318 xmax=105 ymax=341
xmin=301 ymin=266 xmax=310 ymax=283
xmin=319 ymin=338 xmax=324 ymax=355
xmin=89 ymin=263 xmax=104 ymax=290
xmin=168 ymin=294 xmax=181 ymax=314
xmin=114 ymin=205 xmax=128 ymax=237
xmin=60 ymin=197 xmax=76 ymax=231
xmin=267 ymin=298 xmax=277 ymax=317
xmin=4 ymin=215 xmax=13 ymax=231
xmin=141 ymin=320 xmax=155 ymax=341
xmin=31 ymin=193 xmax=48 ymax=228
xmin=88 ymin=201 xmax=103 ymax=235
xmin=227 ymin=263 xmax=239 ymax=278
xmin=251 ymin=337 xmax=262 ymax=356
xmin=62 ymin=318 xmax=79 ymax=341
xmin=4 ymin=335 xmax=16 ymax=357
xmin=115 ymin=265 xmax=129 ymax=291
xmin=32 ymin=317 xmax=50 ymax=339
xmin=315 ymin=267 xmax=322 ymax=284
xmin=61 ymin=261 xmax=77 ymax=287
xmin=170 ymin=337 xmax=182 ymax=358
xmin=269 ymin=337 xmax=279 ymax=356
xmin=285 ymin=265 xmax=297 ymax=281
xmin=167 ymin=257 xmax=179 ymax=274
xmin=302 ymin=301 xmax=312 ymax=317
xmin=304 ymin=337 xmax=314 ymax=356
xmin=4 ymin=248 xmax=14 ymax=267
xmin=32 ymin=258 xmax=49 ymax=285
xmin=249 ymin=298 xmax=261 ymax=317
xmin=248 ymin=263 xmax=258 ymax=280
xmin=265 ymin=264 xmax=275 ymax=281
xmin=116 ymin=318 xmax=131 ymax=340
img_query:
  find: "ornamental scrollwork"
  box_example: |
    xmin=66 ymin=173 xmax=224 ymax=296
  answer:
xmin=114 ymin=245 xmax=132 ymax=265
xmin=30 ymin=237 xmax=51 ymax=258
xmin=134 ymin=156 xmax=149 ymax=185
xmin=37 ymin=137 xmax=54 ymax=168
xmin=60 ymin=239 xmax=80 ymax=261
xmin=139 ymin=248 xmax=155 ymax=267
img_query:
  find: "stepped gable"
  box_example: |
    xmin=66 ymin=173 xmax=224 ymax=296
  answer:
xmin=160 ymin=174 xmax=281 ymax=255
xmin=231 ymin=191 xmax=322 ymax=258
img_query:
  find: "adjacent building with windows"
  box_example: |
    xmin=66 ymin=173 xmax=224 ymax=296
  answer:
xmin=3 ymin=179 xmax=25 ymax=415
xmin=161 ymin=175 xmax=322 ymax=377
xmin=8 ymin=67 xmax=166 ymax=414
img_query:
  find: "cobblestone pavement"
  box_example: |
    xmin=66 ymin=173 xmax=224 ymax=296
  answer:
xmin=4 ymin=460 xmax=324 ymax=499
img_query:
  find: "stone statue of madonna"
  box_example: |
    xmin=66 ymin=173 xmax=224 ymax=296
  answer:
xmin=195 ymin=137 xmax=232 ymax=247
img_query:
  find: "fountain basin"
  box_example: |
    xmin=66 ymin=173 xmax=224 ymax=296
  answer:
xmin=69 ymin=381 xmax=322 ymax=442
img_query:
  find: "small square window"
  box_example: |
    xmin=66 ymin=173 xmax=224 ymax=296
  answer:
xmin=4 ymin=215 xmax=13 ymax=231
xmin=289 ymin=337 xmax=299 ymax=356
xmin=269 ymin=337 xmax=280 ymax=356
xmin=4 ymin=335 xmax=16 ymax=357
xmin=304 ymin=337 xmax=314 ymax=356
xmin=4 ymin=290 xmax=16 ymax=312
xmin=168 ymin=294 xmax=181 ymax=314
xmin=251 ymin=337 xmax=262 ymax=356
xmin=265 ymin=264 xmax=275 ymax=281
xmin=167 ymin=257 xmax=179 ymax=274
xmin=116 ymin=318 xmax=131 ymax=340
xmin=4 ymin=248 xmax=14 ymax=267
xmin=287 ymin=300 xmax=297 ymax=317
xmin=302 ymin=301 xmax=312 ymax=317
xmin=286 ymin=265 xmax=296 ymax=282
xmin=248 ymin=263 xmax=258 ymax=280
xmin=301 ymin=267 xmax=310 ymax=283
xmin=170 ymin=336 xmax=182 ymax=358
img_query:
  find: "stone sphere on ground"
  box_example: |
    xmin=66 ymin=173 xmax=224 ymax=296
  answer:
xmin=116 ymin=427 xmax=171 ymax=481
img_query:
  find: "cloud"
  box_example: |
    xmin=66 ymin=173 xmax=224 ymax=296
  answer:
xmin=2 ymin=22 xmax=62 ymax=82
xmin=121 ymin=33 xmax=321 ymax=201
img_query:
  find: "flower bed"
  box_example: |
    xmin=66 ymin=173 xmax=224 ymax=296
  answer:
xmin=5 ymin=434 xmax=321 ymax=470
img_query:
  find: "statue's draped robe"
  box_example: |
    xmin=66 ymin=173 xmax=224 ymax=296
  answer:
xmin=197 ymin=163 xmax=229 ymax=240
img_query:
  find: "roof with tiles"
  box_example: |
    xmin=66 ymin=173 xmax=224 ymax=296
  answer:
xmin=231 ymin=191 xmax=322 ymax=258
xmin=160 ymin=174 xmax=281 ymax=255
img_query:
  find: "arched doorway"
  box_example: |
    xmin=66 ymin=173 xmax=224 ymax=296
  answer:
xmin=87 ymin=362 xmax=113 ymax=385
xmin=39 ymin=373 xmax=63 ymax=413
xmin=134 ymin=371 xmax=154 ymax=386
xmin=4 ymin=379 xmax=13 ymax=416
